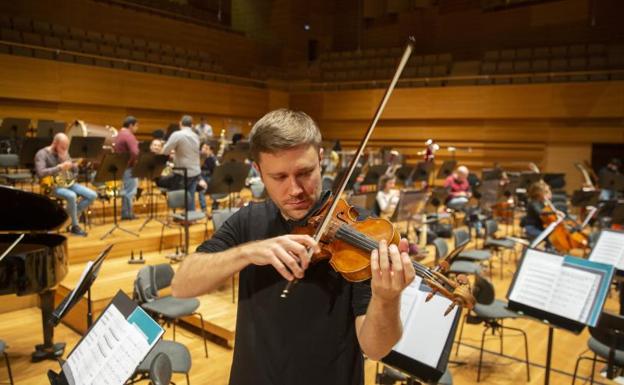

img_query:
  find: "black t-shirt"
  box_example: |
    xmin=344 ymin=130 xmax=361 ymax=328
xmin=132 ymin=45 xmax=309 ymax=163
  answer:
xmin=196 ymin=199 xmax=372 ymax=385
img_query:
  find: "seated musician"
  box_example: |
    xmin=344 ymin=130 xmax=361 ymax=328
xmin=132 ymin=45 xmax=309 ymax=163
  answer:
xmin=444 ymin=165 xmax=471 ymax=211
xmin=35 ymin=133 xmax=97 ymax=236
xmin=376 ymin=175 xmax=400 ymax=219
xmin=522 ymin=181 xmax=551 ymax=241
xmin=171 ymin=108 xmax=416 ymax=385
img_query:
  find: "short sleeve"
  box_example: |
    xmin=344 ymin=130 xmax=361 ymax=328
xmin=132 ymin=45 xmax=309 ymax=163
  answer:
xmin=351 ymin=279 xmax=372 ymax=317
xmin=196 ymin=210 xmax=246 ymax=253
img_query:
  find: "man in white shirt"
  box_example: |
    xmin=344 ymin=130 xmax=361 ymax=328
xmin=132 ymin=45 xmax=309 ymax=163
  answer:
xmin=163 ymin=115 xmax=201 ymax=210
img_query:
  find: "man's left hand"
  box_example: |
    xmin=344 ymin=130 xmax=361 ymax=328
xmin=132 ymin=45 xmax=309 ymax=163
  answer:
xmin=370 ymin=238 xmax=416 ymax=303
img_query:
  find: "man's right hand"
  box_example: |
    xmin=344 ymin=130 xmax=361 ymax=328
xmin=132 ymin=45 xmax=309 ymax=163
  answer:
xmin=59 ymin=161 xmax=73 ymax=170
xmin=241 ymin=234 xmax=320 ymax=281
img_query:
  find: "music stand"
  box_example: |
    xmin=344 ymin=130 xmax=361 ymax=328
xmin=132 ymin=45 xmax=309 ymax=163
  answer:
xmin=429 ymin=186 xmax=449 ymax=209
xmin=571 ymin=190 xmax=599 ymax=207
xmin=395 ymin=165 xmax=413 ymax=186
xmin=413 ymin=162 xmax=433 ymax=182
xmin=0 ymin=118 xmax=30 ymax=153
xmin=518 ymin=172 xmax=542 ymax=190
xmin=361 ymin=165 xmax=388 ymax=186
xmin=19 ymin=138 xmax=49 ymax=169
xmin=51 ymin=244 xmax=113 ymax=329
xmin=133 ymin=153 xmax=169 ymax=231
xmin=94 ymin=153 xmax=138 ymax=240
xmin=36 ymin=120 xmax=65 ymax=138
xmin=543 ymin=173 xmax=566 ymax=190
xmin=222 ymin=148 xmax=249 ymax=163
xmin=206 ymin=162 xmax=250 ymax=210
xmin=332 ymin=166 xmax=362 ymax=192
xmin=481 ymin=168 xmax=503 ymax=181
xmin=436 ymin=160 xmax=456 ymax=180
xmin=390 ymin=189 xmax=429 ymax=223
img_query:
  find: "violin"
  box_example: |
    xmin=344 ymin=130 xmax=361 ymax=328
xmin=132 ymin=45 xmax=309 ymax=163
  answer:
xmin=280 ymin=37 xmax=475 ymax=313
xmin=292 ymin=197 xmax=474 ymax=313
xmin=540 ymin=200 xmax=589 ymax=253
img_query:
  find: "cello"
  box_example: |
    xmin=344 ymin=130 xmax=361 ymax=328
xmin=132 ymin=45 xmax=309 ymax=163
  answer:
xmin=281 ymin=37 xmax=475 ymax=314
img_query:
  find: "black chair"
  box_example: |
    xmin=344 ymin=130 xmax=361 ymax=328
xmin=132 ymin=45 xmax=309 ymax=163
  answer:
xmin=433 ymin=237 xmax=481 ymax=276
xmin=572 ymin=311 xmax=624 ymax=385
xmin=455 ymin=275 xmax=530 ymax=382
xmin=159 ymin=189 xmax=208 ymax=253
xmin=483 ymin=219 xmax=517 ymax=279
xmin=129 ymin=340 xmax=192 ymax=385
xmin=133 ymin=264 xmax=208 ymax=358
xmin=150 ymin=352 xmax=172 ymax=385
xmin=0 ymin=340 xmax=14 ymax=385
xmin=453 ymin=228 xmax=492 ymax=277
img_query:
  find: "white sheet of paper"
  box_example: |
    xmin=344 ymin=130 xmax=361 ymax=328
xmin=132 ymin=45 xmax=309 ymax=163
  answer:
xmin=589 ymin=231 xmax=624 ymax=270
xmin=508 ymin=249 xmax=563 ymax=311
xmin=64 ymin=305 xmax=153 ymax=385
xmin=548 ymin=267 xmax=598 ymax=322
xmin=393 ymin=278 xmax=458 ymax=368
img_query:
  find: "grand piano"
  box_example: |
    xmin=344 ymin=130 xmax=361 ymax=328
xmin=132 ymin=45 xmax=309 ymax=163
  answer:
xmin=0 ymin=185 xmax=68 ymax=362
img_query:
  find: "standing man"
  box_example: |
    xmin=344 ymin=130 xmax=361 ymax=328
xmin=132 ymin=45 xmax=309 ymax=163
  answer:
xmin=114 ymin=116 xmax=140 ymax=220
xmin=35 ymin=133 xmax=97 ymax=236
xmin=172 ymin=109 xmax=415 ymax=385
xmin=198 ymin=142 xmax=218 ymax=211
xmin=163 ymin=115 xmax=201 ymax=211
xmin=599 ymin=157 xmax=621 ymax=201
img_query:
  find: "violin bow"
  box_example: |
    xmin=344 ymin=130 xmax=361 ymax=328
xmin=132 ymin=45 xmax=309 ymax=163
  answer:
xmin=281 ymin=36 xmax=416 ymax=298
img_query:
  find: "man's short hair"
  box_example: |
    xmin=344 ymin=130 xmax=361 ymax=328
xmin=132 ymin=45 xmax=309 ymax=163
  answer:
xmin=123 ymin=116 xmax=138 ymax=128
xmin=181 ymin=115 xmax=193 ymax=127
xmin=249 ymin=109 xmax=321 ymax=162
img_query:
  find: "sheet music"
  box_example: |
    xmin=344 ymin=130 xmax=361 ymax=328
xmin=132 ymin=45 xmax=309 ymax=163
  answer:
xmin=64 ymin=305 xmax=160 ymax=385
xmin=548 ymin=267 xmax=598 ymax=322
xmin=394 ymin=278 xmax=458 ymax=368
xmin=589 ymin=231 xmax=624 ymax=270
xmin=508 ymin=250 xmax=562 ymax=310
xmin=58 ymin=261 xmax=93 ymax=317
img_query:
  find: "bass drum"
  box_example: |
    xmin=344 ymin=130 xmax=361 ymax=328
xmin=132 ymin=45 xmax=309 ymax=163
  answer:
xmin=67 ymin=120 xmax=118 ymax=151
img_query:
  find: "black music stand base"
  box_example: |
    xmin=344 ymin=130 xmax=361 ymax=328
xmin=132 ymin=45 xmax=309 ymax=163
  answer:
xmin=544 ymin=327 xmax=554 ymax=385
xmin=100 ymin=191 xmax=139 ymax=240
xmin=32 ymin=342 xmax=65 ymax=362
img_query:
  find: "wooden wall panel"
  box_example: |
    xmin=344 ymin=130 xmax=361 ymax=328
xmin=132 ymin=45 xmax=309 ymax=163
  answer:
xmin=0 ymin=54 xmax=272 ymax=134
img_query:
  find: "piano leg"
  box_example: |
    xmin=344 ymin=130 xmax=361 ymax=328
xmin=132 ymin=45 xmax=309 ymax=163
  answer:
xmin=32 ymin=290 xmax=65 ymax=362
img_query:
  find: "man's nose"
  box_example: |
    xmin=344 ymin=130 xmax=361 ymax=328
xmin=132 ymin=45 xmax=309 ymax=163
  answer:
xmin=288 ymin=177 xmax=304 ymax=196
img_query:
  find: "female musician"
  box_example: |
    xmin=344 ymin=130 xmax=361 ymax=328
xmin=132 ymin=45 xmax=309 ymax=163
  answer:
xmin=376 ymin=175 xmax=400 ymax=219
xmin=523 ymin=181 xmax=551 ymax=240
xmin=172 ymin=109 xmax=415 ymax=385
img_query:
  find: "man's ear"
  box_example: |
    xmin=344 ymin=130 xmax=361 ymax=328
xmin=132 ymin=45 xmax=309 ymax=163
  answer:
xmin=253 ymin=161 xmax=261 ymax=176
xmin=318 ymin=147 xmax=324 ymax=164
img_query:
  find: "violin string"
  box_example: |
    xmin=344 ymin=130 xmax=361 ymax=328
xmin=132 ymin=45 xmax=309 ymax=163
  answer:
xmin=334 ymin=225 xmax=440 ymax=282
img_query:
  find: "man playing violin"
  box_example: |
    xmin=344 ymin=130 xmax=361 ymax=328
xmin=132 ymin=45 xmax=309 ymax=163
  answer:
xmin=172 ymin=108 xmax=416 ymax=385
xmin=34 ymin=133 xmax=97 ymax=236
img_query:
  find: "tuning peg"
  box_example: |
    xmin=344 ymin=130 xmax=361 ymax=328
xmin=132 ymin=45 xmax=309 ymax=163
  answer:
xmin=444 ymin=302 xmax=457 ymax=316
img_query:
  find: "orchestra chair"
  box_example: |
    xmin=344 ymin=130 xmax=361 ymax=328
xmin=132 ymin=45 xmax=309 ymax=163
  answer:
xmin=149 ymin=352 xmax=172 ymax=385
xmin=0 ymin=154 xmax=32 ymax=188
xmin=0 ymin=340 xmax=14 ymax=385
xmin=212 ymin=208 xmax=239 ymax=303
xmin=453 ymin=228 xmax=493 ymax=278
xmin=433 ymin=237 xmax=481 ymax=276
xmin=159 ymin=189 xmax=208 ymax=253
xmin=129 ymin=341 xmax=192 ymax=385
xmin=572 ymin=312 xmax=624 ymax=385
xmin=455 ymin=274 xmax=530 ymax=382
xmin=133 ymin=264 xmax=208 ymax=358
xmin=483 ymin=219 xmax=517 ymax=279
xmin=375 ymin=365 xmax=452 ymax=385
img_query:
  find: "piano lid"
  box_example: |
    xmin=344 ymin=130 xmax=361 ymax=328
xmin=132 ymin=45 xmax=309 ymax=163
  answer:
xmin=0 ymin=186 xmax=68 ymax=231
